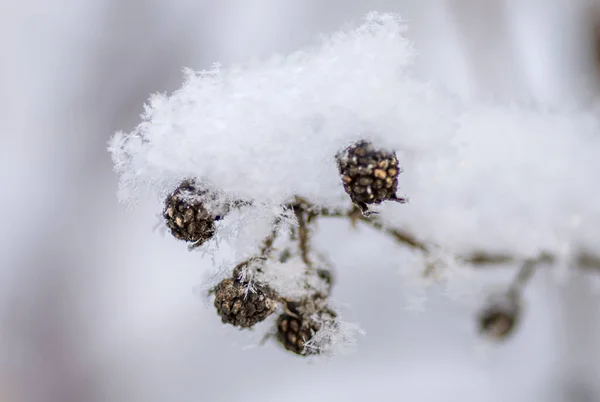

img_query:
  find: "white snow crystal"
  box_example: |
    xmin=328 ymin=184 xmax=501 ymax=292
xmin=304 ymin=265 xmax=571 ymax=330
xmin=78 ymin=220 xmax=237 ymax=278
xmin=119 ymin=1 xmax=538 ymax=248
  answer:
xmin=304 ymin=312 xmax=365 ymax=357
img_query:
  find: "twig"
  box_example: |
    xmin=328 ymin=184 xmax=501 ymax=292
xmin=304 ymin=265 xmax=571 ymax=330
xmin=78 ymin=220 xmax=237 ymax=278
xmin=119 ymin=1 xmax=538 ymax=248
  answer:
xmin=290 ymin=197 xmax=600 ymax=274
xmin=258 ymin=219 xmax=281 ymax=258
xmin=293 ymin=204 xmax=312 ymax=268
xmin=229 ymin=217 xmax=283 ymax=280
xmin=508 ymin=258 xmax=537 ymax=295
xmin=504 ymin=253 xmax=553 ymax=299
xmin=316 ymin=205 xmax=428 ymax=252
xmin=460 ymin=252 xmax=515 ymax=266
xmin=577 ymin=252 xmax=600 ymax=272
xmin=358 ymin=214 xmax=428 ymax=253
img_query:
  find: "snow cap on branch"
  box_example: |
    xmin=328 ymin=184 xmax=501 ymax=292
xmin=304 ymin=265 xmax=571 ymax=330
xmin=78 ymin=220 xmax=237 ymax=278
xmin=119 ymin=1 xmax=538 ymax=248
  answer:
xmin=108 ymin=12 xmax=451 ymax=207
xmin=109 ymin=11 xmax=600 ymax=259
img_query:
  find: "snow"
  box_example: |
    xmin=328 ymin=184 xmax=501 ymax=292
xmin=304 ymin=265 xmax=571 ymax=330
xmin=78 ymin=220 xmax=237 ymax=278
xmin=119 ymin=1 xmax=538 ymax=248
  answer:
xmin=109 ymin=12 xmax=600 ymax=263
xmin=108 ymin=10 xmax=600 ymax=357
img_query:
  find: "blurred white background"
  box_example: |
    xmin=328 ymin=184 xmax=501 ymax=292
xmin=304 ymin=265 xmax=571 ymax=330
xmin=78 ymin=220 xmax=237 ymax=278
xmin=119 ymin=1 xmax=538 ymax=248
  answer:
xmin=2 ymin=1 xmax=600 ymax=401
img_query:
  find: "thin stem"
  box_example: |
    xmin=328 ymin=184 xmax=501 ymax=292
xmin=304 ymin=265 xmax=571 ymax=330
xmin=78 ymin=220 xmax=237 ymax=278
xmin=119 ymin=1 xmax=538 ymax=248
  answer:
xmin=287 ymin=197 xmax=335 ymax=297
xmin=231 ymin=218 xmax=282 ymax=279
xmin=460 ymin=252 xmax=516 ymax=266
xmin=316 ymin=205 xmax=428 ymax=252
xmin=293 ymin=206 xmax=312 ymax=268
xmin=508 ymin=254 xmax=552 ymax=295
xmin=282 ymin=197 xmax=600 ymax=274
xmin=258 ymin=220 xmax=280 ymax=258
xmin=301 ymin=199 xmax=600 ymax=273
xmin=358 ymin=214 xmax=428 ymax=252
xmin=508 ymin=259 xmax=536 ymax=295
xmin=577 ymin=252 xmax=600 ymax=272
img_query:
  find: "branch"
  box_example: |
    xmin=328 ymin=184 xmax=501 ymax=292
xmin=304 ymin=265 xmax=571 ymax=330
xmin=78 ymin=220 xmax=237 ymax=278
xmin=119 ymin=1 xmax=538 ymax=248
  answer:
xmin=258 ymin=219 xmax=281 ymax=258
xmin=294 ymin=198 xmax=600 ymax=272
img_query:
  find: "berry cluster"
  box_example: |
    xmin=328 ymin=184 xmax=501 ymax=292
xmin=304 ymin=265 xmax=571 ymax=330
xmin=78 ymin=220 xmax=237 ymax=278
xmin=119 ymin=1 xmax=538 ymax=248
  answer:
xmin=159 ymin=139 xmax=533 ymax=355
xmin=208 ymin=234 xmax=336 ymax=356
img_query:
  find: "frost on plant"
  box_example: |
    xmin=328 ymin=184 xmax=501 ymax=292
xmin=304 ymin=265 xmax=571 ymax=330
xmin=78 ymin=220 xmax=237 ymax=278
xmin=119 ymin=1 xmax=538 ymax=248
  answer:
xmin=109 ymin=12 xmax=600 ymax=356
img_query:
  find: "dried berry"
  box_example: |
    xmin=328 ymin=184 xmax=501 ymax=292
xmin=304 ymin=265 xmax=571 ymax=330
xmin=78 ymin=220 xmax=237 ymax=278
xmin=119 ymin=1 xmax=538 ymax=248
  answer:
xmin=275 ymin=295 xmax=333 ymax=356
xmin=213 ymin=276 xmax=277 ymax=328
xmin=163 ymin=180 xmax=227 ymax=248
xmin=336 ymin=140 xmax=406 ymax=213
xmin=477 ymin=293 xmax=521 ymax=341
xmin=276 ymin=313 xmax=321 ymax=356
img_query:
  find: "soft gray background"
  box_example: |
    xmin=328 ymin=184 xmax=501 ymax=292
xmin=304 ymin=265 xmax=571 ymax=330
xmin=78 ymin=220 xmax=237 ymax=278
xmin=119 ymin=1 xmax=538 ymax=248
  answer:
xmin=2 ymin=1 xmax=600 ymax=401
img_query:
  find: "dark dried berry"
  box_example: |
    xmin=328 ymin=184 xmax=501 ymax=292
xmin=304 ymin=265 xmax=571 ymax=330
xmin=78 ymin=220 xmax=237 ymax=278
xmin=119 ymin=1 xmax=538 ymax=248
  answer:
xmin=275 ymin=295 xmax=333 ymax=356
xmin=336 ymin=140 xmax=406 ymax=214
xmin=477 ymin=293 xmax=521 ymax=341
xmin=213 ymin=277 xmax=276 ymax=328
xmin=276 ymin=313 xmax=321 ymax=356
xmin=163 ymin=180 xmax=226 ymax=248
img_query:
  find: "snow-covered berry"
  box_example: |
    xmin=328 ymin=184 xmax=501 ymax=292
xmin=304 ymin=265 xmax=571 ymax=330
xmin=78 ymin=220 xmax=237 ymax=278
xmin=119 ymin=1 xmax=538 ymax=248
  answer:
xmin=213 ymin=276 xmax=277 ymax=329
xmin=275 ymin=295 xmax=333 ymax=356
xmin=276 ymin=313 xmax=320 ymax=356
xmin=163 ymin=180 xmax=226 ymax=248
xmin=336 ymin=140 xmax=406 ymax=213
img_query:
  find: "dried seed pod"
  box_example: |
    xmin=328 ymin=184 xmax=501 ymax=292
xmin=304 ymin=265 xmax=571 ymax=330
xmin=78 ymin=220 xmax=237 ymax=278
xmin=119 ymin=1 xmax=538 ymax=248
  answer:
xmin=213 ymin=276 xmax=277 ymax=329
xmin=276 ymin=313 xmax=321 ymax=356
xmin=163 ymin=180 xmax=228 ymax=248
xmin=275 ymin=295 xmax=334 ymax=356
xmin=477 ymin=292 xmax=521 ymax=341
xmin=336 ymin=140 xmax=406 ymax=214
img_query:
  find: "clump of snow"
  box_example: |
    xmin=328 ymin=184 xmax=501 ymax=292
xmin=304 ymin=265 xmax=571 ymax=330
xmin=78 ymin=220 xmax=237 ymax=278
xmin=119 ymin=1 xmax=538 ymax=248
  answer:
xmin=109 ymin=11 xmax=600 ymax=261
xmin=108 ymin=12 xmax=452 ymax=211
xmin=257 ymin=255 xmax=329 ymax=301
xmin=386 ymin=104 xmax=600 ymax=256
xmin=304 ymin=312 xmax=366 ymax=357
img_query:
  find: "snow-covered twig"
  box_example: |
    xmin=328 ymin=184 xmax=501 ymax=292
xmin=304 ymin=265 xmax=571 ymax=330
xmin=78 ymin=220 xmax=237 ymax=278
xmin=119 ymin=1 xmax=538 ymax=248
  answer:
xmin=108 ymin=11 xmax=600 ymax=356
